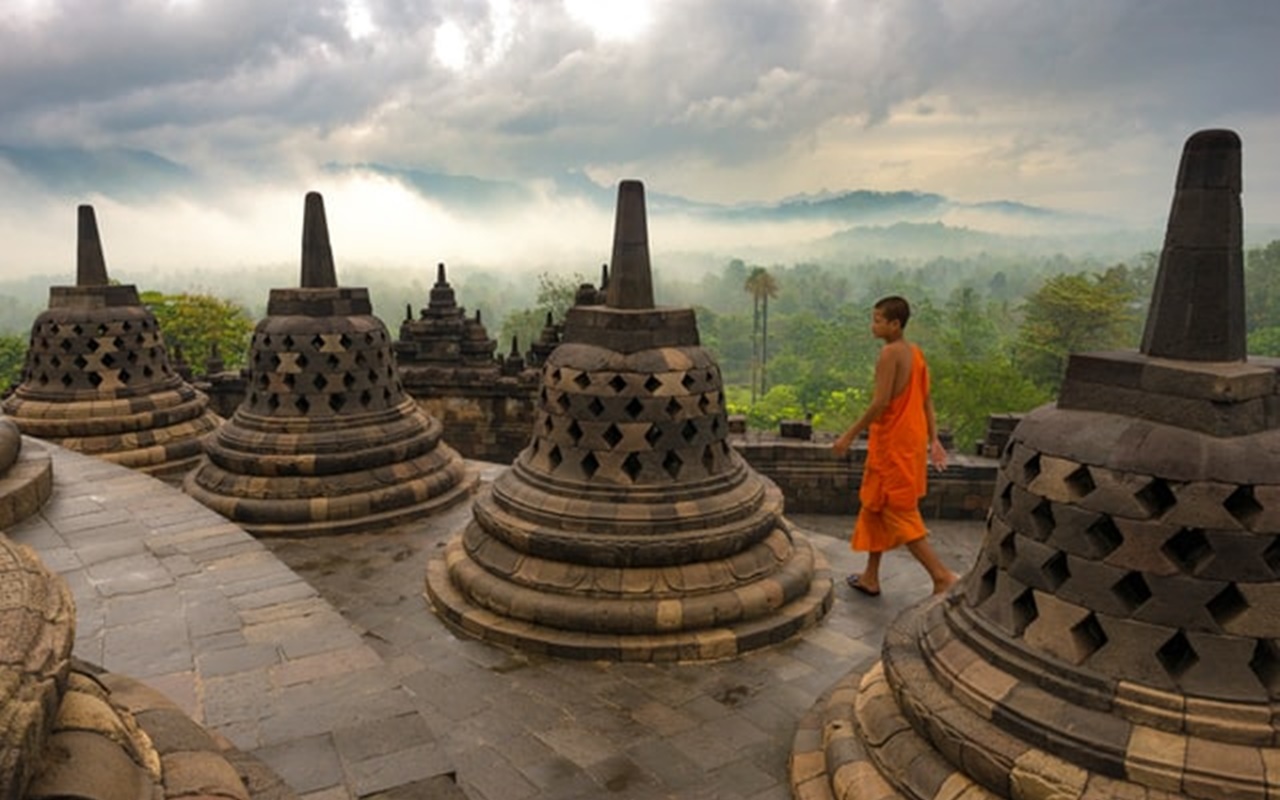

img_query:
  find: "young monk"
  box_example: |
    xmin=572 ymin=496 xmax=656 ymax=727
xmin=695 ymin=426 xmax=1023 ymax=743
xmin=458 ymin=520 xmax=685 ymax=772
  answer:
xmin=832 ymin=296 xmax=957 ymax=597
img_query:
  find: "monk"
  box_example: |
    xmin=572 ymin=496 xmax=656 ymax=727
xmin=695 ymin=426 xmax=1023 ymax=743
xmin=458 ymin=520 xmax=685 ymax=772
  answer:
xmin=832 ymin=296 xmax=957 ymax=597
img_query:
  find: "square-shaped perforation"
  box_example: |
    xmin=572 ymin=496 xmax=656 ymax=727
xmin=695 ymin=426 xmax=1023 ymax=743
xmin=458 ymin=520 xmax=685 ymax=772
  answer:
xmin=1070 ymin=613 xmax=1108 ymax=661
xmin=1135 ymin=478 xmax=1177 ymax=518
xmin=1011 ymin=588 xmax=1039 ymax=636
xmin=1156 ymin=631 xmax=1199 ymax=679
xmin=1111 ymin=571 xmax=1152 ymax=613
xmin=1224 ymin=486 xmax=1263 ymax=530
xmin=1206 ymin=583 xmax=1249 ymax=629
xmin=1162 ymin=528 xmax=1212 ymax=574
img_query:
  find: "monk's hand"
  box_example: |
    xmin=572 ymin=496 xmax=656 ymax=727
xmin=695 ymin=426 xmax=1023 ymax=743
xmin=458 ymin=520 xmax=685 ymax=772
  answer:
xmin=833 ymin=431 xmax=854 ymax=457
xmin=929 ymin=438 xmax=949 ymax=472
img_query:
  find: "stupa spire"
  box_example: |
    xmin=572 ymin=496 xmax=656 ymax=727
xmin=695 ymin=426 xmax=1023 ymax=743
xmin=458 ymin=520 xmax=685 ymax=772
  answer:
xmin=300 ymin=191 xmax=338 ymax=289
xmin=605 ymin=180 xmax=654 ymax=309
xmin=76 ymin=205 xmax=109 ymax=287
xmin=1140 ymin=129 xmax=1245 ymax=361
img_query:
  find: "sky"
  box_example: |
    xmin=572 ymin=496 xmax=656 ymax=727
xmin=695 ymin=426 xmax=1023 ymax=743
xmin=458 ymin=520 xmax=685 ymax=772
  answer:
xmin=1 ymin=0 xmax=1279 ymax=279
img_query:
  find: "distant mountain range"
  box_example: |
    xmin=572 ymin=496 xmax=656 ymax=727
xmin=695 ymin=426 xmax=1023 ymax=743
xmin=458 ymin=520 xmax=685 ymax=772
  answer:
xmin=6 ymin=144 xmax=1278 ymax=263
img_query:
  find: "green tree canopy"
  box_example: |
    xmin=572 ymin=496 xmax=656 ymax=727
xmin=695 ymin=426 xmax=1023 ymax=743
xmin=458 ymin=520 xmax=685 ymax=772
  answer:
xmin=140 ymin=291 xmax=255 ymax=376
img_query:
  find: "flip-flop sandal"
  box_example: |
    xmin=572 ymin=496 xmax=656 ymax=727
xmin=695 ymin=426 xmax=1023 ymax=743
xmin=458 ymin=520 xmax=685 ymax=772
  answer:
xmin=846 ymin=574 xmax=881 ymax=597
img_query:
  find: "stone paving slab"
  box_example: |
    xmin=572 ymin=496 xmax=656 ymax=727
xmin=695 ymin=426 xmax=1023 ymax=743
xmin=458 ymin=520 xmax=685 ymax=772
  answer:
xmin=10 ymin=444 xmax=985 ymax=800
xmin=7 ymin=444 xmax=460 ymax=799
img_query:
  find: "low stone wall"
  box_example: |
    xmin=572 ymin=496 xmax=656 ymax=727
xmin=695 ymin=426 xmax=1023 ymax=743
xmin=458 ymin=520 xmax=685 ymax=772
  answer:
xmin=730 ymin=432 xmax=997 ymax=519
xmin=411 ymin=389 xmax=537 ymax=464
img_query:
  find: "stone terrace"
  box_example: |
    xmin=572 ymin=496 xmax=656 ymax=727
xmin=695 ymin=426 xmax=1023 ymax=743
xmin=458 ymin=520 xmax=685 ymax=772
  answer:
xmin=10 ymin=442 xmax=982 ymax=799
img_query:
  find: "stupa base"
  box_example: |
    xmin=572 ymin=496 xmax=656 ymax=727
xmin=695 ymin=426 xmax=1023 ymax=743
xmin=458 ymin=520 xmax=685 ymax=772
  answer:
xmin=425 ymin=533 xmax=833 ymax=662
xmin=0 ymin=438 xmax=53 ymax=528
xmin=791 ymin=596 xmax=1274 ymax=800
xmin=184 ymin=462 xmax=478 ymax=537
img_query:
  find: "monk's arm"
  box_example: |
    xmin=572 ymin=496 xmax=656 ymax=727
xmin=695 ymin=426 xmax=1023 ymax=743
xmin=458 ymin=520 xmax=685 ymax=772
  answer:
xmin=923 ymin=368 xmax=948 ymax=470
xmin=833 ymin=348 xmax=896 ymax=455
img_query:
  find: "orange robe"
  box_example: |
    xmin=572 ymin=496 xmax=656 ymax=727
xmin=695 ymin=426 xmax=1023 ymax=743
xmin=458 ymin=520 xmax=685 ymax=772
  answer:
xmin=852 ymin=344 xmax=930 ymax=553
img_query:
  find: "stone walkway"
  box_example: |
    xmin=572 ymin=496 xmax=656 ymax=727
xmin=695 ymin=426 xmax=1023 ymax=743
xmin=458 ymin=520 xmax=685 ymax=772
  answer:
xmin=10 ymin=444 xmax=985 ymax=799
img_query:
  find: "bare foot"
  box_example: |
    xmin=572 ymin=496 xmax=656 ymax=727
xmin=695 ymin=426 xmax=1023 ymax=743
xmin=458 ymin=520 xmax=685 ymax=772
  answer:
xmin=932 ymin=571 xmax=958 ymax=595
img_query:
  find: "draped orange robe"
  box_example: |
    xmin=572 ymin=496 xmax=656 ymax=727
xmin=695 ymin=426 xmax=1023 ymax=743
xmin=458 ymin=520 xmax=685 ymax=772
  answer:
xmin=852 ymin=344 xmax=930 ymax=552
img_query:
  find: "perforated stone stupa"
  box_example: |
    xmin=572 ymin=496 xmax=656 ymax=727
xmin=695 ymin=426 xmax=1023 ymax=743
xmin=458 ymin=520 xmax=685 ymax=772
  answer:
xmin=183 ymin=192 xmax=475 ymax=536
xmin=1 ymin=207 xmax=221 ymax=478
xmin=791 ymin=130 xmax=1280 ymax=799
xmin=426 ymin=180 xmax=832 ymax=661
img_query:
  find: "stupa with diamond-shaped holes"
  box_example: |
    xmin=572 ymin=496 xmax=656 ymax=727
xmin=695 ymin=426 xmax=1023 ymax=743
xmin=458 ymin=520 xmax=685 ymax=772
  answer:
xmin=426 ymin=180 xmax=833 ymax=661
xmin=183 ymin=192 xmax=475 ymax=536
xmin=791 ymin=130 xmax=1280 ymax=799
xmin=1 ymin=206 xmax=220 ymax=478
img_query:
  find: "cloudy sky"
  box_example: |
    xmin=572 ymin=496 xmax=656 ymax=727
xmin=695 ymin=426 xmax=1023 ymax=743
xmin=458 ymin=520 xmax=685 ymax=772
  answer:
xmin=1 ymin=0 xmax=1278 ymax=278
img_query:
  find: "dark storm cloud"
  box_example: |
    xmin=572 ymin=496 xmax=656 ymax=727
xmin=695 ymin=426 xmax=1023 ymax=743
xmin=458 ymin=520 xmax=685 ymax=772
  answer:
xmin=1 ymin=0 xmax=1277 ymax=210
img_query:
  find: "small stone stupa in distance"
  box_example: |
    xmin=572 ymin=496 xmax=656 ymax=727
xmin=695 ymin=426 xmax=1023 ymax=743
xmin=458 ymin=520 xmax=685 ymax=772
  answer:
xmin=2 ymin=206 xmax=220 ymax=478
xmin=792 ymin=130 xmax=1280 ymax=799
xmin=183 ymin=192 xmax=475 ymax=536
xmin=426 ymin=180 xmax=833 ymax=661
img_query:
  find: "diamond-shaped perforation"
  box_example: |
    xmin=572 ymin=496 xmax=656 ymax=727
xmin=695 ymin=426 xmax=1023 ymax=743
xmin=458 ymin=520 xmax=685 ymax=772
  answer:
xmin=1224 ymin=486 xmax=1264 ymax=529
xmin=567 ymin=420 xmax=583 ymax=444
xmin=644 ymin=375 xmax=662 ymax=393
xmin=997 ymin=480 xmax=1014 ymax=517
xmin=556 ymin=392 xmax=571 ymax=412
xmin=588 ymin=397 xmax=605 ymax=417
xmin=1156 ymin=631 xmax=1199 ymax=679
xmin=328 ymin=394 xmax=345 ymax=412
xmin=1111 ymin=571 xmax=1152 ymax=613
xmin=1084 ymin=515 xmax=1123 ymax=558
xmin=622 ymin=453 xmax=643 ymax=482
xmin=1265 ymin=539 xmax=1280 ymax=577
xmin=701 ymin=445 xmax=716 ymax=473
xmin=1029 ymin=499 xmax=1055 ymax=541
xmin=1022 ymin=453 xmax=1042 ymax=484
xmin=974 ymin=565 xmax=998 ymax=605
xmin=625 ymin=398 xmax=644 ymax=419
xmin=548 ymin=445 xmax=563 ymax=471
xmin=572 ymin=370 xmax=590 ymax=389
xmin=644 ymin=425 xmax=662 ymax=448
xmin=1011 ymin=588 xmax=1038 ymax=636
xmin=998 ymin=530 xmax=1017 ymax=567
xmin=681 ymin=420 xmax=698 ymax=443
xmin=1135 ymin=478 xmax=1177 ymax=518
xmin=312 ymin=373 xmax=328 ymax=391
xmin=681 ymin=373 xmax=695 ymax=390
xmin=662 ymin=451 xmax=682 ymax=479
xmin=1163 ymin=528 xmax=1213 ymax=574
xmin=666 ymin=398 xmax=682 ymax=418
xmin=1207 ymin=584 xmax=1249 ymax=628
xmin=608 ymin=374 xmax=628 ymax=393
xmin=1070 ymin=613 xmax=1108 ymax=661
xmin=1249 ymin=640 xmax=1280 ymax=696
xmin=1041 ymin=551 xmax=1070 ymax=590
xmin=581 ymin=452 xmax=599 ymax=479
xmin=602 ymin=424 xmax=623 ymax=448
xmin=294 ymin=395 xmax=310 ymax=414
xmin=1065 ymin=465 xmax=1096 ymax=498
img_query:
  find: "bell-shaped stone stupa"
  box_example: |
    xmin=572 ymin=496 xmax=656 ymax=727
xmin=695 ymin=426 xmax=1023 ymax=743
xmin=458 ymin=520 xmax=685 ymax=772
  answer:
xmin=1 ymin=206 xmax=220 ymax=478
xmin=792 ymin=130 xmax=1280 ymax=799
xmin=183 ymin=192 xmax=475 ymax=536
xmin=426 ymin=180 xmax=833 ymax=661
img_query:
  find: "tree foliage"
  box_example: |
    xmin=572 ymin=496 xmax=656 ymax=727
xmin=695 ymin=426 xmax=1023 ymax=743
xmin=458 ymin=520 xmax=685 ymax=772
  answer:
xmin=498 ymin=272 xmax=585 ymax=357
xmin=0 ymin=333 xmax=27 ymax=394
xmin=140 ymin=291 xmax=255 ymax=375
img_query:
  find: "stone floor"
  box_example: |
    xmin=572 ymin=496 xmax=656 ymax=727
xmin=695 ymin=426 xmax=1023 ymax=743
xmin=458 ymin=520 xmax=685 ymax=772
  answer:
xmin=9 ymin=443 xmax=985 ymax=800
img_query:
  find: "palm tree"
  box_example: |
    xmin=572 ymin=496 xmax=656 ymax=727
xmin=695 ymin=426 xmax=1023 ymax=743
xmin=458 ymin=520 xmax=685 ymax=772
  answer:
xmin=744 ymin=267 xmax=780 ymax=401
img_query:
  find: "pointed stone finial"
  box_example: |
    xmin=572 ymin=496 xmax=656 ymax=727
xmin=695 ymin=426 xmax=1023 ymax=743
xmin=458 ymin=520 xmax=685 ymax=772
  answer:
xmin=300 ymin=192 xmax=338 ymax=289
xmin=1140 ymin=129 xmax=1245 ymax=361
xmin=605 ymin=180 xmax=654 ymax=309
xmin=76 ymin=205 xmax=110 ymax=287
xmin=406 ymin=303 xmax=413 ymax=322
xmin=600 ymin=263 xmax=609 ymax=290
xmin=510 ymin=336 xmax=519 ymax=356
xmin=437 ymin=263 xmax=447 ymax=285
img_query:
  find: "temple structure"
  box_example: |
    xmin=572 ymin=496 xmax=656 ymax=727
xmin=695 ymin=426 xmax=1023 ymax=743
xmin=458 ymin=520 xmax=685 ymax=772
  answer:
xmin=395 ymin=263 xmax=542 ymax=463
xmin=426 ymin=180 xmax=832 ymax=661
xmin=183 ymin=192 xmax=475 ymax=536
xmin=791 ymin=130 xmax=1280 ymax=798
xmin=1 ymin=207 xmax=221 ymax=478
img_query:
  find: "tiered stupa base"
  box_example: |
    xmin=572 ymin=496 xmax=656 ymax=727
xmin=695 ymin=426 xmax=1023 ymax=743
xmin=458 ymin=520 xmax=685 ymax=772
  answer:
xmin=4 ymin=383 xmax=220 ymax=478
xmin=185 ymin=402 xmax=475 ymax=537
xmin=427 ymin=468 xmax=832 ymax=661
